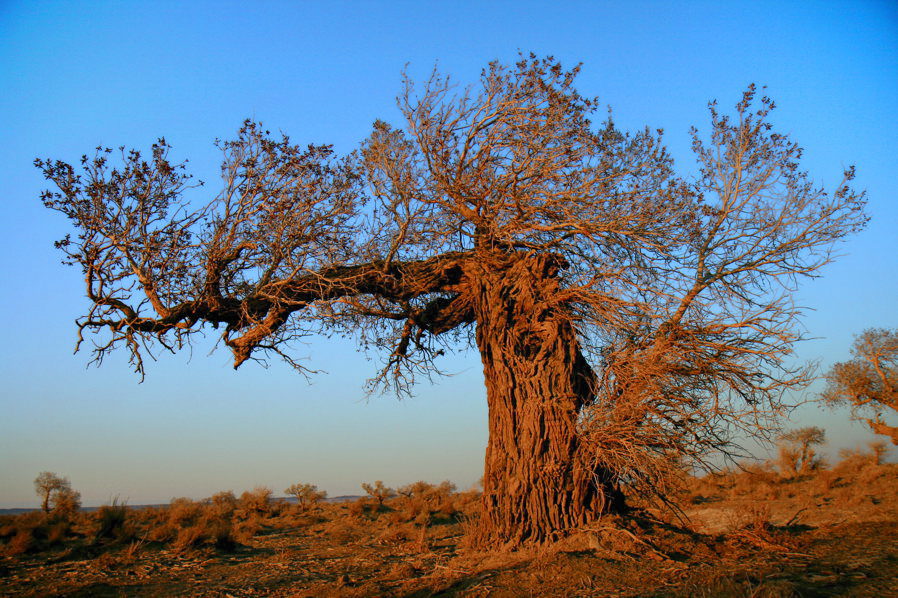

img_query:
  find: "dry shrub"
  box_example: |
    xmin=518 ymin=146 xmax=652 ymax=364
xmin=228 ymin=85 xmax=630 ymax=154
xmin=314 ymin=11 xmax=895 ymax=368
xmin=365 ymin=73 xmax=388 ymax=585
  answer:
xmin=238 ymin=486 xmax=272 ymax=517
xmin=207 ymin=519 xmax=237 ymax=550
xmin=834 ymin=446 xmax=880 ymax=477
xmin=376 ymin=523 xmax=419 ymax=546
xmin=94 ymin=498 xmax=131 ymax=542
xmin=458 ymin=512 xmax=488 ymax=551
xmin=46 ymin=521 xmax=70 ymax=546
xmin=0 ymin=522 xmax=17 ymax=542
xmin=234 ymin=517 xmax=260 ymax=544
xmin=5 ymin=529 xmax=36 ymax=556
xmin=167 ymin=497 xmax=203 ymax=527
xmin=815 ymin=469 xmax=841 ymax=492
xmin=50 ymin=487 xmax=82 ymax=519
xmin=346 ymin=497 xmax=372 ymax=518
xmin=172 ymin=525 xmax=206 ymax=553
xmin=725 ymin=503 xmax=796 ymax=552
xmin=322 ymin=514 xmax=367 ymax=545
xmin=210 ymin=490 xmax=237 ymax=510
xmin=392 ymin=481 xmax=459 ymax=525
xmin=146 ymin=494 xmax=240 ymax=551
xmin=728 ymin=462 xmax=779 ymax=499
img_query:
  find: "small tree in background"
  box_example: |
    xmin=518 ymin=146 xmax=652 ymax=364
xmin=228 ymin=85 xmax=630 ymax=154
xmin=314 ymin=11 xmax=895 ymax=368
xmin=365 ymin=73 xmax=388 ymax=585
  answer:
xmin=362 ymin=481 xmax=395 ymax=507
xmin=284 ymin=482 xmax=327 ymax=511
xmin=821 ymin=328 xmax=898 ymax=445
xmin=34 ymin=472 xmax=71 ymax=513
xmin=777 ymin=427 xmax=826 ymax=476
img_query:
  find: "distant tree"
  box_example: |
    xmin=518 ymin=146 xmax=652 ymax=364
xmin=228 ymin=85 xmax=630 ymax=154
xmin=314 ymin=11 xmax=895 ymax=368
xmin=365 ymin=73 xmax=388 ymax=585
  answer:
xmin=777 ymin=427 xmax=826 ymax=476
xmin=34 ymin=472 xmax=71 ymax=513
xmin=361 ymin=481 xmax=395 ymax=507
xmin=284 ymin=482 xmax=327 ymax=511
xmin=821 ymin=328 xmax=898 ymax=444
xmin=37 ymin=55 xmax=866 ymax=544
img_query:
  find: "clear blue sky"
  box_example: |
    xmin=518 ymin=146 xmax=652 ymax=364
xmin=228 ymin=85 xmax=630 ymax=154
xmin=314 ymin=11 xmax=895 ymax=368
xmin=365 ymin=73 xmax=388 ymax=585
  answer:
xmin=1 ymin=1 xmax=896 ymax=508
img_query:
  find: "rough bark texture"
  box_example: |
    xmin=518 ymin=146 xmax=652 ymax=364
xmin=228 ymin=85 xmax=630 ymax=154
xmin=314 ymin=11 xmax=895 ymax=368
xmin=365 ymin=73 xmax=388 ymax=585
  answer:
xmin=469 ymin=253 xmax=622 ymax=545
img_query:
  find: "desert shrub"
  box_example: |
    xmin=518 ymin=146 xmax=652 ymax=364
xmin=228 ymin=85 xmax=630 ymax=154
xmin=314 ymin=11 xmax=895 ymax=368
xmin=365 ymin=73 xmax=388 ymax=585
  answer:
xmin=1 ymin=513 xmax=60 ymax=556
xmin=5 ymin=529 xmax=36 ymax=556
xmin=393 ymin=480 xmax=459 ymax=525
xmin=46 ymin=521 xmax=70 ymax=545
xmin=0 ymin=522 xmax=17 ymax=542
xmin=167 ymin=497 xmax=203 ymax=527
xmin=238 ymin=486 xmax=272 ymax=517
xmin=728 ymin=462 xmax=778 ymax=498
xmin=94 ymin=498 xmax=131 ymax=542
xmin=815 ymin=469 xmax=841 ymax=493
xmin=207 ymin=519 xmax=237 ymax=550
xmin=268 ymin=499 xmax=289 ymax=517
xmin=50 ymin=487 xmax=82 ymax=519
xmin=322 ymin=516 xmax=365 ymax=544
xmin=172 ymin=525 xmax=205 ymax=552
xmin=150 ymin=493 xmax=241 ymax=551
xmin=208 ymin=491 xmax=238 ymax=518
xmin=147 ymin=522 xmax=177 ymax=543
xmin=834 ymin=446 xmax=880 ymax=476
xmin=234 ymin=517 xmax=260 ymax=544
xmin=347 ymin=497 xmax=371 ymax=518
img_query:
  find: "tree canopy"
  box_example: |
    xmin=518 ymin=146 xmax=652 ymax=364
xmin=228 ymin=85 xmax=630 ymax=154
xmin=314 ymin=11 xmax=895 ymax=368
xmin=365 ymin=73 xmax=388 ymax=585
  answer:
xmin=822 ymin=328 xmax=898 ymax=444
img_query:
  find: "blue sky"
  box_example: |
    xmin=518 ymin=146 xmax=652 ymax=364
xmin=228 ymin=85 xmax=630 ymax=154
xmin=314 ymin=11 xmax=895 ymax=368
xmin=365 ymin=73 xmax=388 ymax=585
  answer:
xmin=1 ymin=1 xmax=896 ymax=508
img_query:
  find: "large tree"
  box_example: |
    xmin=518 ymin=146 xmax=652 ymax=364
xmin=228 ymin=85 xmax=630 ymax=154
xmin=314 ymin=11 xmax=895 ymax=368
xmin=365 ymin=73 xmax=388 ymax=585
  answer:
xmin=38 ymin=56 xmax=865 ymax=545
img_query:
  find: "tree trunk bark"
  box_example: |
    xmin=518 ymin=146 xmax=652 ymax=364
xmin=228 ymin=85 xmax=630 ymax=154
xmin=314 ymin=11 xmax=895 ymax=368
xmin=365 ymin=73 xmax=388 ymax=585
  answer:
xmin=469 ymin=254 xmax=624 ymax=546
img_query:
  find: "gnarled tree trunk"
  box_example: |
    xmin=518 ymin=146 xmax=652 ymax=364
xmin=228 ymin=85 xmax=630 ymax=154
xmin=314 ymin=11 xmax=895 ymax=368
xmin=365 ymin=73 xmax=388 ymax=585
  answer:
xmin=469 ymin=253 xmax=624 ymax=545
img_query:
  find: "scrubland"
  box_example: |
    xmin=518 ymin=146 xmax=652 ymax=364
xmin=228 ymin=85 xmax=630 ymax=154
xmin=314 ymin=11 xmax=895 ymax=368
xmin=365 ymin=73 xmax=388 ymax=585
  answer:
xmin=2 ymin=448 xmax=897 ymax=597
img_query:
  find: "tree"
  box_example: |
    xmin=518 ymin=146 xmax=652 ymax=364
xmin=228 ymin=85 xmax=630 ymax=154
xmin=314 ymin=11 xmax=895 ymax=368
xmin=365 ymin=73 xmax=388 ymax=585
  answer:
xmin=37 ymin=55 xmax=866 ymax=545
xmin=821 ymin=328 xmax=898 ymax=444
xmin=777 ymin=427 xmax=826 ymax=476
xmin=361 ymin=480 xmax=395 ymax=507
xmin=284 ymin=482 xmax=327 ymax=511
xmin=34 ymin=472 xmax=71 ymax=513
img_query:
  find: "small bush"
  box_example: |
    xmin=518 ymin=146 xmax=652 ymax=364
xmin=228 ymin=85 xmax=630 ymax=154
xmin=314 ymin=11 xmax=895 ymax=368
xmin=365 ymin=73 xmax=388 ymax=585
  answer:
xmin=239 ymin=487 xmax=272 ymax=517
xmin=50 ymin=487 xmax=81 ymax=519
xmin=168 ymin=497 xmax=203 ymax=527
xmin=6 ymin=529 xmax=36 ymax=556
xmin=94 ymin=498 xmax=130 ymax=542
xmin=172 ymin=525 xmax=205 ymax=553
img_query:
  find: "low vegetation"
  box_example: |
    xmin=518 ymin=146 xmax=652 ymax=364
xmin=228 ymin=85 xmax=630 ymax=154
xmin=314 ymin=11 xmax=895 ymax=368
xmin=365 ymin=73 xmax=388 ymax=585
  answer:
xmin=2 ymin=447 xmax=897 ymax=596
